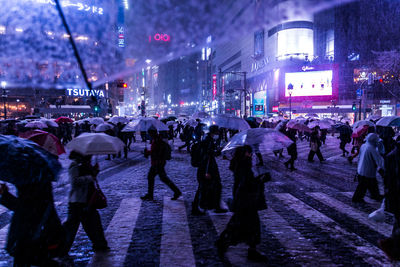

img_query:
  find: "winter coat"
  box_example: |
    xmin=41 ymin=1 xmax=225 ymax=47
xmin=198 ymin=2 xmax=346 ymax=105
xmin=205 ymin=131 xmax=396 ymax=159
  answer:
xmin=384 ymin=145 xmax=400 ymax=215
xmin=232 ymin=162 xmax=267 ymax=212
xmin=0 ymin=182 xmax=64 ymax=263
xmin=357 ymin=133 xmax=384 ymax=178
xmin=68 ymin=161 xmax=94 ymax=203
xmin=197 ymin=135 xmax=220 ymax=180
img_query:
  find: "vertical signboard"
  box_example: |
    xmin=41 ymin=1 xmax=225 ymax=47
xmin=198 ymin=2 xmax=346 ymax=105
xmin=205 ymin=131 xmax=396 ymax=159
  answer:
xmin=212 ymin=74 xmax=217 ymax=100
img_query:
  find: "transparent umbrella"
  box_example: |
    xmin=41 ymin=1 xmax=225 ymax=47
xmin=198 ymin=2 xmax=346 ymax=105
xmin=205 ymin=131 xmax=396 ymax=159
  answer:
xmin=205 ymin=115 xmax=250 ymax=131
xmin=376 ymin=116 xmax=400 ymax=127
xmin=352 ymin=120 xmax=375 ymax=129
xmin=222 ymin=128 xmax=293 ymax=154
xmin=122 ymin=117 xmax=168 ymax=132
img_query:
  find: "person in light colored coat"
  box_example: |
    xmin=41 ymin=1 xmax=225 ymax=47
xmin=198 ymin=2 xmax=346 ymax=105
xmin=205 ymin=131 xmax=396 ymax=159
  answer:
xmin=62 ymin=151 xmax=108 ymax=254
xmin=352 ymin=133 xmax=384 ymax=203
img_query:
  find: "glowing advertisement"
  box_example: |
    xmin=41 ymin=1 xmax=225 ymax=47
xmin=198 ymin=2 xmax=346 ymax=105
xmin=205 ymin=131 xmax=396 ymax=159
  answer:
xmin=285 ymin=70 xmax=332 ymax=97
xmin=253 ymin=90 xmax=266 ymax=116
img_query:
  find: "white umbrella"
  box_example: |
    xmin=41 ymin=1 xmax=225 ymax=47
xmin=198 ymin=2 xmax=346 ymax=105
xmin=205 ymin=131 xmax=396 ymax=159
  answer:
xmin=191 ymin=111 xmax=210 ymax=120
xmin=90 ymin=117 xmax=105 ymax=125
xmin=352 ymin=120 xmax=375 ymax=129
xmin=205 ymin=115 xmax=250 ymax=131
xmin=340 ymin=117 xmax=352 ymax=124
xmin=184 ymin=119 xmax=198 ymax=127
xmin=25 ymin=121 xmax=48 ymax=129
xmin=166 ymin=121 xmax=177 ymax=126
xmin=321 ymin=118 xmax=336 ymax=126
xmin=222 ymin=128 xmax=293 ymax=154
xmin=367 ymin=114 xmax=382 ymax=121
xmin=122 ymin=117 xmax=168 ymax=132
xmin=307 ymin=120 xmax=331 ymax=129
xmin=286 ymin=120 xmax=311 ymax=132
xmin=95 ymin=123 xmax=114 ymax=132
xmin=109 ymin=116 xmax=129 ymax=124
xmin=376 ymin=116 xmax=400 ymax=127
xmin=40 ymin=119 xmax=59 ymax=128
xmin=66 ymin=133 xmax=125 ymax=155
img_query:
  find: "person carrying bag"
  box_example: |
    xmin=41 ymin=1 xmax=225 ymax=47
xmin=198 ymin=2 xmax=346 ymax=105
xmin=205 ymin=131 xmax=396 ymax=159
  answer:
xmin=61 ymin=151 xmax=109 ymax=255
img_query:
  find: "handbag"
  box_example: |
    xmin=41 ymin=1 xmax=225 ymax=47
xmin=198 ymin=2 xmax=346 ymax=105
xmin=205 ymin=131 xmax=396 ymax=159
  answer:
xmin=87 ymin=179 xmax=107 ymax=209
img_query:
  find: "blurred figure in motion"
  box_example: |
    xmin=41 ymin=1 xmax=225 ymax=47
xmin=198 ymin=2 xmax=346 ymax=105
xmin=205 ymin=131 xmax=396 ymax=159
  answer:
xmin=215 ymin=145 xmax=268 ymax=262
xmin=62 ymin=151 xmax=109 ymax=254
xmin=284 ymin=128 xmax=298 ymax=171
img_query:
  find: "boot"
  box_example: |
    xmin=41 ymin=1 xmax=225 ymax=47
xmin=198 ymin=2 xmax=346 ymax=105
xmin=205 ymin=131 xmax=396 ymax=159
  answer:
xmin=247 ymin=248 xmax=268 ymax=262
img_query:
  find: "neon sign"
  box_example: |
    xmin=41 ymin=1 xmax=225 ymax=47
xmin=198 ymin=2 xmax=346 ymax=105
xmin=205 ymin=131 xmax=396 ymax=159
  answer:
xmin=118 ymin=26 xmax=125 ymax=48
xmin=212 ymin=74 xmax=217 ymax=100
xmin=148 ymin=34 xmax=170 ymax=42
xmin=66 ymin=88 xmax=105 ymax=98
xmin=33 ymin=0 xmax=104 ymax=15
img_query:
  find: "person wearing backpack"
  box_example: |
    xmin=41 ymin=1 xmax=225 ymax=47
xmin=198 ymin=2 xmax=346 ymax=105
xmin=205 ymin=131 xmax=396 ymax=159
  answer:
xmin=141 ymin=127 xmax=182 ymax=201
xmin=192 ymin=125 xmax=227 ymax=215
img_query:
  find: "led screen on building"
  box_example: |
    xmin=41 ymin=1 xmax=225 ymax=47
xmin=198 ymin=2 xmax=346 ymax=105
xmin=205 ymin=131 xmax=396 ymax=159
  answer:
xmin=285 ymin=70 xmax=333 ymax=97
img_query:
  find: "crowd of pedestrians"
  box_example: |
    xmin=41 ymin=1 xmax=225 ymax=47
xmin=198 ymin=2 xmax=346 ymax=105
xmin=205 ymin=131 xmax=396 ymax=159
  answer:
xmin=1 ymin=113 xmax=400 ymax=265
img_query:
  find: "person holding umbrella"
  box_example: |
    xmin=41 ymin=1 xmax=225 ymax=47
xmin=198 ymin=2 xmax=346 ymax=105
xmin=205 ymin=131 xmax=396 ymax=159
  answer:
xmin=284 ymin=128 xmax=298 ymax=171
xmin=62 ymin=151 xmax=109 ymax=254
xmin=0 ymin=135 xmax=65 ymax=266
xmin=308 ymin=126 xmax=325 ymax=163
xmin=215 ymin=145 xmax=268 ymax=262
xmin=141 ymin=127 xmax=182 ymax=201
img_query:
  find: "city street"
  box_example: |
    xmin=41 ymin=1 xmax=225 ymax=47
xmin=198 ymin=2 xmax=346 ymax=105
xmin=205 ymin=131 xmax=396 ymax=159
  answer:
xmin=0 ymin=135 xmax=395 ymax=266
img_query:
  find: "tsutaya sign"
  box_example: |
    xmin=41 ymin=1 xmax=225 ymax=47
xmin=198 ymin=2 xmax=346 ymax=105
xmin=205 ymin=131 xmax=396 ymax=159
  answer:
xmin=66 ymin=88 xmax=105 ymax=97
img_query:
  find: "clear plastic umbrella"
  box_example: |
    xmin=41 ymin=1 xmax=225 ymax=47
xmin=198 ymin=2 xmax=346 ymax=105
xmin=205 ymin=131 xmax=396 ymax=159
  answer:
xmin=40 ymin=119 xmax=59 ymax=128
xmin=90 ymin=117 xmax=105 ymax=125
xmin=184 ymin=119 xmax=198 ymax=127
xmin=191 ymin=111 xmax=210 ymax=120
xmin=222 ymin=128 xmax=293 ymax=154
xmin=95 ymin=123 xmax=114 ymax=132
xmin=66 ymin=133 xmax=125 ymax=155
xmin=352 ymin=120 xmax=375 ymax=129
xmin=122 ymin=117 xmax=168 ymax=132
xmin=286 ymin=120 xmax=311 ymax=132
xmin=205 ymin=115 xmax=250 ymax=131
xmin=376 ymin=116 xmax=400 ymax=127
xmin=25 ymin=121 xmax=48 ymax=129
xmin=308 ymin=120 xmax=331 ymax=129
xmin=109 ymin=116 xmax=129 ymax=124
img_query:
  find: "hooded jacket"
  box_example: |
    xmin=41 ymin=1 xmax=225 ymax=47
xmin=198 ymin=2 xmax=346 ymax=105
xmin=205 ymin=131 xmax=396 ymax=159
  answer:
xmin=357 ymin=133 xmax=384 ymax=178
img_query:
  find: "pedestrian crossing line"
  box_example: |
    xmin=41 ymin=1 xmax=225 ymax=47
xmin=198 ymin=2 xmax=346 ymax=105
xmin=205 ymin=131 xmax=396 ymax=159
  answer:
xmin=160 ymin=197 xmax=196 ymax=267
xmin=88 ymin=198 xmax=141 ymax=267
xmin=341 ymin=192 xmax=381 ymax=210
xmin=208 ymin=211 xmax=268 ymax=267
xmin=259 ymin=208 xmax=335 ymax=266
xmin=274 ymin=193 xmax=391 ymax=265
xmin=307 ymin=192 xmax=392 ymax=237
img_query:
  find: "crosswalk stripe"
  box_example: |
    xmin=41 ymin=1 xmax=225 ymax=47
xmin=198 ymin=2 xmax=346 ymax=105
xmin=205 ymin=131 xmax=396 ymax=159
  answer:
xmin=341 ymin=192 xmax=381 ymax=209
xmin=88 ymin=198 xmax=141 ymax=267
xmin=160 ymin=197 xmax=196 ymax=267
xmin=259 ymin=208 xmax=334 ymax=266
xmin=308 ymin=192 xmax=392 ymax=237
xmin=274 ymin=193 xmax=391 ymax=265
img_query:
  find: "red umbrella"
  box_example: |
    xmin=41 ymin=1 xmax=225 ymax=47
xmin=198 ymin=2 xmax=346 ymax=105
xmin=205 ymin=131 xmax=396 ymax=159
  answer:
xmin=20 ymin=129 xmax=66 ymax=156
xmin=55 ymin=116 xmax=73 ymax=123
xmin=351 ymin=125 xmax=369 ymax=138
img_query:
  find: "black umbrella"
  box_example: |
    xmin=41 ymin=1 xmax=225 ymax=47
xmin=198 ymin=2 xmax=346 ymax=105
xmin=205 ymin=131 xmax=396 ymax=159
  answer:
xmin=0 ymin=135 xmax=62 ymax=185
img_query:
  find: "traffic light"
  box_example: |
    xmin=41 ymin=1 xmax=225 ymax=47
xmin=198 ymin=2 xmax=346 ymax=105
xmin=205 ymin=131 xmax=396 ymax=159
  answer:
xmin=117 ymin=80 xmax=127 ymax=88
xmin=94 ymin=105 xmax=100 ymax=112
xmin=352 ymin=102 xmax=357 ymax=111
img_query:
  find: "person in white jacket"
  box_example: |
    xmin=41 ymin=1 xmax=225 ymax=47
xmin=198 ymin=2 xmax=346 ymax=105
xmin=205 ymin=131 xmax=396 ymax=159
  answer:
xmin=352 ymin=133 xmax=385 ymax=203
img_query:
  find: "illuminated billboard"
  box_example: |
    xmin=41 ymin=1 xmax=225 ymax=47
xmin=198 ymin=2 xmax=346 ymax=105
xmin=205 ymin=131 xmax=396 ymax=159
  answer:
xmin=285 ymin=70 xmax=333 ymax=97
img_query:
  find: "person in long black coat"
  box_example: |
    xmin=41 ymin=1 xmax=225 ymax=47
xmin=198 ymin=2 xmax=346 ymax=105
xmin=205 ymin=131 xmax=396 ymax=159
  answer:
xmin=215 ymin=145 xmax=268 ymax=262
xmin=284 ymin=128 xmax=298 ymax=170
xmin=379 ymin=141 xmax=400 ymax=261
xmin=0 ymin=182 xmax=64 ymax=266
xmin=308 ymin=126 xmax=325 ymax=162
xmin=192 ymin=125 xmax=227 ymax=214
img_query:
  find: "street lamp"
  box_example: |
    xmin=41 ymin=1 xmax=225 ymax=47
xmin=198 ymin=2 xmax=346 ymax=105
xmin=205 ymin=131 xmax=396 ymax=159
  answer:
xmin=287 ymin=83 xmax=294 ymax=119
xmin=16 ymin=99 xmax=20 ymax=117
xmin=1 ymin=81 xmax=7 ymax=120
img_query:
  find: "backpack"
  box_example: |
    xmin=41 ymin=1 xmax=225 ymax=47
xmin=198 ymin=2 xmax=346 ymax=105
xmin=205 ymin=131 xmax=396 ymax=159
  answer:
xmin=190 ymin=142 xmax=203 ymax=167
xmin=161 ymin=141 xmax=172 ymax=160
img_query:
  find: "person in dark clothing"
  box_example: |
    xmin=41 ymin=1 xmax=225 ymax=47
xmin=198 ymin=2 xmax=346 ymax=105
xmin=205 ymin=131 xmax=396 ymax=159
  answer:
xmin=168 ymin=125 xmax=175 ymax=141
xmin=175 ymin=121 xmax=183 ymax=137
xmin=308 ymin=126 xmax=325 ymax=162
xmin=320 ymin=128 xmax=328 ymax=145
xmin=141 ymin=128 xmax=182 ymax=201
xmin=379 ymin=141 xmax=400 ymax=261
xmin=0 ymin=182 xmax=64 ymax=267
xmin=378 ymin=126 xmax=396 ymax=156
xmin=284 ymin=128 xmax=298 ymax=170
xmin=193 ymin=120 xmax=204 ymax=143
xmin=215 ymin=145 xmax=268 ymax=262
xmin=62 ymin=151 xmax=109 ymax=254
xmin=192 ymin=125 xmax=227 ymax=214
xmin=178 ymin=125 xmax=194 ymax=152
xmin=339 ymin=122 xmax=351 ymax=156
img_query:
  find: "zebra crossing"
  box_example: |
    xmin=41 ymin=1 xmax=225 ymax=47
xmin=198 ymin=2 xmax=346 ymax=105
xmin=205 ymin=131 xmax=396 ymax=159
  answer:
xmin=0 ymin=189 xmax=395 ymax=266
